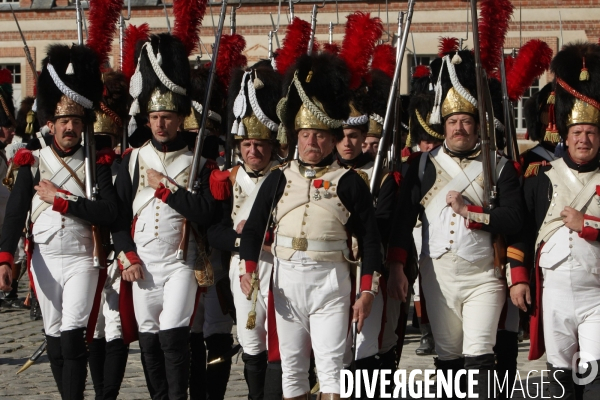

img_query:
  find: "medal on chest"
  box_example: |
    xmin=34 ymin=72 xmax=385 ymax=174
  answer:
xmin=313 ymin=179 xmax=333 ymax=200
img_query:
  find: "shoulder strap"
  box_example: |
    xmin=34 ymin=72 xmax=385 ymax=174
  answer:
xmin=229 ymin=165 xmax=241 ymax=186
xmin=50 ymin=146 xmax=85 ymax=193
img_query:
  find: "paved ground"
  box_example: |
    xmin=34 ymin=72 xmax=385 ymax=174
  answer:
xmin=0 ymin=276 xmax=551 ymax=399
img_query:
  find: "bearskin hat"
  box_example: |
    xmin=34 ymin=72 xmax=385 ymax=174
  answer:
xmin=551 ymin=43 xmax=600 ymax=138
xmin=36 ymin=44 xmax=103 ymax=125
xmin=228 ymin=64 xmax=282 ymax=141
xmin=15 ymin=96 xmax=38 ymax=139
xmin=0 ymin=69 xmax=15 ymax=129
xmin=366 ymin=69 xmax=391 ymax=138
xmin=488 ymin=77 xmax=506 ymax=149
xmin=524 ymin=82 xmax=553 ymax=142
xmin=407 ymin=66 xmax=442 ymax=145
xmin=279 ymin=52 xmax=351 ymax=143
xmin=131 ymin=33 xmax=191 ymax=119
xmin=184 ymin=66 xmax=226 ymax=132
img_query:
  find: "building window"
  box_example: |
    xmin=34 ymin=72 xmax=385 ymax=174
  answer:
xmin=0 ymin=0 xmax=20 ymax=3
xmin=0 ymin=64 xmax=21 ymax=84
xmin=514 ymin=78 xmax=540 ymax=133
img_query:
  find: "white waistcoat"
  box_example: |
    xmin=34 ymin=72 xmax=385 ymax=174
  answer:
xmin=420 ymin=146 xmax=507 ymax=263
xmin=274 ymin=161 xmax=350 ymax=262
xmin=537 ymin=158 xmax=600 ymax=274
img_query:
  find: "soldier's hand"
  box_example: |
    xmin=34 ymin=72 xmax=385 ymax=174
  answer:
xmin=236 ymin=220 xmax=247 ymax=234
xmin=446 ymin=190 xmax=468 ymax=218
xmin=34 ymin=179 xmax=59 ymax=204
xmin=147 ymin=169 xmax=165 ymax=190
xmin=122 ymin=263 xmax=144 ymax=282
xmin=353 ymin=292 xmax=374 ymax=333
xmin=509 ymin=283 xmax=531 ymax=312
xmin=387 ymin=262 xmax=408 ymax=302
xmin=0 ymin=263 xmax=12 ymax=292
xmin=560 ymin=206 xmax=584 ymax=233
xmin=240 ymin=273 xmax=254 ymax=298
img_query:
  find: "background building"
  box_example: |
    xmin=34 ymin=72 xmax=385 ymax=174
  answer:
xmin=1 ymin=0 xmax=598 ymax=135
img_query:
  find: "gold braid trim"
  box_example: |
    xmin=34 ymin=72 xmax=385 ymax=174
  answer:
xmin=100 ymin=102 xmax=123 ymax=128
xmin=415 ymin=109 xmax=444 ymax=140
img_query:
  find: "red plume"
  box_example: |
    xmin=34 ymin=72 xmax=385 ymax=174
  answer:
xmin=86 ymin=0 xmax=123 ymax=69
xmin=438 ymin=37 xmax=459 ymax=57
xmin=215 ymin=34 xmax=247 ymax=92
xmin=413 ymin=65 xmax=431 ymax=79
xmin=323 ymin=43 xmax=341 ymax=55
xmin=506 ymin=40 xmax=553 ymax=102
xmin=339 ymin=12 xmax=383 ymax=90
xmin=371 ymin=44 xmax=396 ymax=79
xmin=122 ymin=23 xmax=150 ymax=81
xmin=173 ymin=0 xmax=208 ymax=56
xmin=275 ymin=18 xmax=317 ymax=76
xmin=478 ymin=0 xmax=514 ymax=73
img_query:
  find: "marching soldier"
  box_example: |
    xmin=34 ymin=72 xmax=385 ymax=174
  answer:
xmin=186 ymin=66 xmax=235 ymax=400
xmin=0 ymin=44 xmax=116 ymax=398
xmin=387 ymin=48 xmax=524 ymax=399
xmin=88 ymin=70 xmax=130 ymax=400
xmin=112 ymin=33 xmax=216 ymax=399
xmin=208 ymin=64 xmax=283 ymax=400
xmin=240 ymin=52 xmax=382 ymax=400
xmin=515 ymin=42 xmax=600 ymax=399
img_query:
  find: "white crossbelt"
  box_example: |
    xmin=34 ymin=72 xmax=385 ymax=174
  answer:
xmin=130 ymin=143 xmax=199 ymax=215
xmin=232 ymin=168 xmax=266 ymax=226
xmin=31 ymin=147 xmax=85 ymax=220
xmin=531 ymin=145 xmax=557 ymax=162
xmin=235 ymin=167 xmax=257 ymax=196
xmin=275 ymin=235 xmax=348 ymax=252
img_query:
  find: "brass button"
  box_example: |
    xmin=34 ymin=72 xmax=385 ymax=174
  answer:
xmin=141 ymin=166 xmax=144 ymax=169
xmin=156 ymin=206 xmax=160 ymax=210
xmin=304 ymin=213 xmax=308 ymax=217
xmin=434 ymin=187 xmax=437 ymax=190
xmin=302 ymin=222 xmax=306 ymax=225
xmin=569 ymin=245 xmax=573 ymax=248
xmin=450 ymin=230 xmax=454 ymax=234
xmin=287 ymin=185 xmax=291 ymax=188
xmin=438 ymin=170 xmax=442 ymax=174
xmin=333 ymin=195 xmax=337 ymax=198
xmin=437 ymin=179 xmax=442 ymax=182
xmin=236 ymin=205 xmax=240 ymax=208
xmin=235 ymin=195 xmax=238 ymax=198
xmin=184 ymin=179 xmax=188 ymax=183
xmin=288 ymin=180 xmax=292 ymax=183
xmin=569 ymin=237 xmax=573 ymax=241
xmin=155 ymin=219 xmax=159 ymax=222
xmin=285 ymin=193 xmax=288 ymax=196
xmin=156 ymin=213 xmax=159 ymax=216
xmin=62 ymin=218 xmax=65 ymax=221
xmin=451 ymin=222 xmax=455 ymax=225
xmin=141 ymin=175 xmax=145 ymax=179
xmin=61 ymin=225 xmax=65 ymax=229
xmin=346 ymin=212 xmax=350 ymax=217
xmin=155 ymin=233 xmax=158 ymax=236
xmin=305 ymin=204 xmax=309 ymax=208
xmin=155 ymin=226 xmax=158 ymax=229
xmin=449 ymin=240 xmax=454 ymax=244
xmin=301 ymin=232 xmax=305 ymax=235
xmin=452 ymin=213 xmax=456 ymax=217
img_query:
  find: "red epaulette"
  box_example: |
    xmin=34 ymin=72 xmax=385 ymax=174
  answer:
xmin=524 ymin=161 xmax=550 ymax=178
xmin=97 ymin=148 xmax=116 ymax=166
xmin=122 ymin=147 xmax=134 ymax=157
xmin=204 ymin=159 xmax=218 ymax=171
xmin=392 ymin=170 xmax=402 ymax=186
xmin=210 ymin=169 xmax=232 ymax=200
xmin=511 ymin=160 xmax=522 ymax=177
xmin=13 ymin=148 xmax=35 ymax=167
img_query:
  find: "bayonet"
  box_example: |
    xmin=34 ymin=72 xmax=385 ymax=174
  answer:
xmin=10 ymin=5 xmax=37 ymax=84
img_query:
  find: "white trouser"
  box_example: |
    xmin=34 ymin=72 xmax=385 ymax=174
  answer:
xmin=133 ymin=241 xmax=198 ymax=333
xmin=94 ymin=262 xmax=123 ymax=342
xmin=273 ymin=252 xmax=351 ymax=397
xmin=420 ymin=253 xmax=505 ymax=360
xmin=343 ymin=290 xmax=384 ymax=365
xmin=31 ymin=233 xmax=99 ymax=337
xmin=379 ymin=296 xmax=403 ymax=354
xmin=191 ymin=283 xmax=234 ymax=337
xmin=228 ymin=252 xmax=272 ymax=355
xmin=542 ymin=261 xmax=600 ymax=368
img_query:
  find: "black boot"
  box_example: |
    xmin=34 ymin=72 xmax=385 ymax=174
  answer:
xmin=434 ymin=357 xmax=465 ymax=400
xmin=493 ymin=331 xmax=518 ymax=399
xmin=30 ymin=291 xmax=42 ymax=321
xmin=205 ymin=333 xmax=234 ymax=400
xmin=264 ymin=361 xmax=283 ymax=400
xmin=242 ymin=351 xmax=268 ymax=400
xmin=465 ymin=354 xmax=496 ymax=400
xmin=355 ymin=354 xmax=381 ymax=400
xmin=378 ymin=347 xmax=398 ymax=371
xmin=548 ymin=363 xmax=577 ymax=400
xmin=159 ymin=327 xmax=191 ymax=400
xmin=88 ymin=338 xmax=107 ymax=400
xmin=61 ymin=328 xmax=88 ymax=400
xmin=103 ymin=338 xmax=129 ymax=400
xmin=46 ymin=335 xmax=64 ymax=396
xmin=583 ymin=359 xmax=600 ymax=400
xmin=139 ymin=332 xmax=168 ymax=400
xmin=415 ymin=323 xmax=435 ymax=356
xmin=189 ymin=332 xmax=207 ymax=400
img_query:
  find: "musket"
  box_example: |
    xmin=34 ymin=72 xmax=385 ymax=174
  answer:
xmin=499 ymin=47 xmax=519 ymax=161
xmin=119 ymin=0 xmax=132 ymax=154
xmin=230 ymin=2 xmax=241 ymax=35
xmin=16 ymin=339 xmax=47 ymax=374
xmin=163 ymin=2 xmax=172 ymax=34
xmin=388 ymin=12 xmax=405 ymax=173
xmin=307 ymin=1 xmax=325 ymax=56
xmin=470 ymin=0 xmax=496 ymax=209
xmin=9 ymin=5 xmax=37 ymax=86
xmin=76 ymin=0 xmax=104 ymax=267
xmin=177 ymin=0 xmax=229 ymax=261
xmin=370 ymin=0 xmax=416 ymax=196
xmin=270 ymin=13 xmax=281 ymax=49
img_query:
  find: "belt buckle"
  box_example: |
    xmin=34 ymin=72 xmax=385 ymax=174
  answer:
xmin=292 ymin=237 xmax=308 ymax=251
